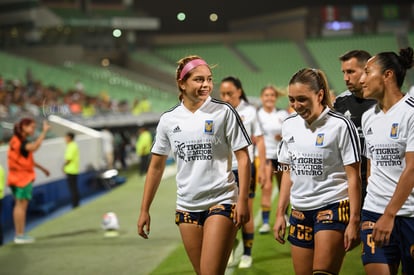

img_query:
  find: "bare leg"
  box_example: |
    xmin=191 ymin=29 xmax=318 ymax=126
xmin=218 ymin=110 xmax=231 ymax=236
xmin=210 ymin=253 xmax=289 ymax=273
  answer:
xmin=364 ymin=263 xmax=398 ymax=275
xmin=314 ymin=230 xmax=346 ymax=273
xmin=201 ymin=215 xmax=238 ymax=275
xmin=179 ymin=223 xmax=203 ymax=274
xmin=291 ymin=245 xmax=314 ymax=275
xmin=241 ymin=197 xmax=255 ymax=254
xmin=13 ymin=199 xmax=29 ymax=236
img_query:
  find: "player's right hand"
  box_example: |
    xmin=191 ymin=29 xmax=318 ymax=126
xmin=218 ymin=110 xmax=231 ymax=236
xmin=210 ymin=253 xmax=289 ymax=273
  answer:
xmin=273 ymin=215 xmax=286 ymax=244
xmin=137 ymin=212 xmax=151 ymax=239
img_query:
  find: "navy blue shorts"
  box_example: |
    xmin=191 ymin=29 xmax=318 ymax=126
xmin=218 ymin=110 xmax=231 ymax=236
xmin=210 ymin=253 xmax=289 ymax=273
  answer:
xmin=233 ymin=163 xmax=256 ymax=199
xmin=361 ymin=209 xmax=414 ymax=274
xmin=287 ymin=200 xmax=350 ymax=249
xmin=175 ymin=204 xmax=236 ymax=226
xmin=267 ymin=159 xmax=280 ymax=172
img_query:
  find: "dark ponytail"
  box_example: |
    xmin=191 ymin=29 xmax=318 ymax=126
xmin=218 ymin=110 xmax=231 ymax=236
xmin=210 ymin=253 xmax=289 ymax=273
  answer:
xmin=375 ymin=47 xmax=414 ymax=88
xmin=221 ymin=76 xmax=249 ymax=103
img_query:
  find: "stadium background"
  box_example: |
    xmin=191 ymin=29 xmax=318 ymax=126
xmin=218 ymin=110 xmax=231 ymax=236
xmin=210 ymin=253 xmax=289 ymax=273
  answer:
xmin=0 ymin=1 xmax=413 ymax=274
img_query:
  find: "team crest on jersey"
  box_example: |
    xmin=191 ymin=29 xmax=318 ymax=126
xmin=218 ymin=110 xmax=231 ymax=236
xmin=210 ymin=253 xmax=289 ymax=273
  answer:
xmin=390 ymin=123 xmax=399 ymax=138
xmin=204 ymin=120 xmax=214 ymax=134
xmin=315 ymin=133 xmax=324 ymax=146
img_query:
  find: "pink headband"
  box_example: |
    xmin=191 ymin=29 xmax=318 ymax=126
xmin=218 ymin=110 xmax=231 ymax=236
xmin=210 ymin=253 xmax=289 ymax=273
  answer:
xmin=179 ymin=59 xmax=208 ymax=80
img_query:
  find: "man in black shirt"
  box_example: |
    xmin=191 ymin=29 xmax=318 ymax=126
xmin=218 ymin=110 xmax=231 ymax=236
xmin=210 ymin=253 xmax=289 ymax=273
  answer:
xmin=334 ymin=50 xmax=377 ymax=205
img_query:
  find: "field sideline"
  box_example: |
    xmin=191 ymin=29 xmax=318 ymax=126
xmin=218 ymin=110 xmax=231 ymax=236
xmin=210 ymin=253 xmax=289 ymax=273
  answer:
xmin=0 ymin=165 xmax=367 ymax=275
xmin=0 ymin=165 xmax=181 ymax=275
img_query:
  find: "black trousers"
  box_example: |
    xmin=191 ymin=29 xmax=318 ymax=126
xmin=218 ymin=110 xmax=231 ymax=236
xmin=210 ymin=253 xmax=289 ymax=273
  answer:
xmin=139 ymin=154 xmax=151 ymax=175
xmin=66 ymin=174 xmax=80 ymax=208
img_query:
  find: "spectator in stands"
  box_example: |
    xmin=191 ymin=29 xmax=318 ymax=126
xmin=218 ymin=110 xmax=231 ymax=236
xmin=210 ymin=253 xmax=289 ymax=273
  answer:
xmin=135 ymin=126 xmax=152 ymax=176
xmin=7 ymin=118 xmax=51 ymax=244
xmin=82 ymin=96 xmax=97 ymax=118
xmin=256 ymin=85 xmax=289 ymax=234
xmin=274 ymin=68 xmax=361 ymax=275
xmin=63 ymin=132 xmax=80 ymax=208
xmin=359 ymin=47 xmax=414 ymax=275
xmin=137 ymin=55 xmax=251 ymax=275
xmin=131 ymin=98 xmax=141 ymax=115
xmin=132 ymin=97 xmax=151 ymax=115
xmin=219 ymin=76 xmax=266 ymax=269
xmin=334 ymin=50 xmax=376 ymax=205
xmin=101 ymin=128 xmax=115 ymax=169
xmin=0 ymin=164 xmax=5 ymax=245
xmin=138 ymin=96 xmax=151 ymax=113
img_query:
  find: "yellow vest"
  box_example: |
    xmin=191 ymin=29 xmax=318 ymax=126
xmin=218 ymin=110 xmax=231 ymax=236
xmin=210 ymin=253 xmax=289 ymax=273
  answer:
xmin=64 ymin=141 xmax=80 ymax=175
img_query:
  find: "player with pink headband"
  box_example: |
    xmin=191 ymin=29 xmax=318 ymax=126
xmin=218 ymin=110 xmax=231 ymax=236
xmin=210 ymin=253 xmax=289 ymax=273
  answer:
xmin=138 ymin=55 xmax=251 ymax=274
xmin=179 ymin=58 xmax=208 ymax=80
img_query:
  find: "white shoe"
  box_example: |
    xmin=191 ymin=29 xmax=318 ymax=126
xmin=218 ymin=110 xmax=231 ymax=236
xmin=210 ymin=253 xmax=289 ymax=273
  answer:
xmin=14 ymin=235 xmax=35 ymax=244
xmin=238 ymin=255 xmax=252 ymax=269
xmin=227 ymin=250 xmax=234 ymax=266
xmin=259 ymin=223 xmax=271 ymax=234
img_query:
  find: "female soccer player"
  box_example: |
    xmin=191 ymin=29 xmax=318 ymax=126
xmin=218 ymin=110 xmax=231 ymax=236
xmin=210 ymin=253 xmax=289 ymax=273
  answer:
xmin=137 ymin=55 xmax=251 ymax=275
xmin=219 ymin=76 xmax=266 ymax=269
xmin=360 ymin=47 xmax=414 ymax=275
xmin=274 ymin=68 xmax=361 ymax=275
xmin=256 ymin=85 xmax=289 ymax=234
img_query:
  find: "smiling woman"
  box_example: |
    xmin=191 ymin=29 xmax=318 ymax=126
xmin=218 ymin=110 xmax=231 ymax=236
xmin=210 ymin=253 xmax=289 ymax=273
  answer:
xmin=137 ymin=55 xmax=252 ymax=275
xmin=274 ymin=67 xmax=362 ymax=275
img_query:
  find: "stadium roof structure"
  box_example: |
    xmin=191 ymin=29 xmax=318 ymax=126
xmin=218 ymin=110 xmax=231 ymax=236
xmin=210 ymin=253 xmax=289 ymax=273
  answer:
xmin=137 ymin=0 xmax=414 ymax=33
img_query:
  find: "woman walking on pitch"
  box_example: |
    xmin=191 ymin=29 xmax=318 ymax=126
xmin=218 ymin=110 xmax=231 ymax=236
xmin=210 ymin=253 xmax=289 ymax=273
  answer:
xmin=359 ymin=47 xmax=414 ymax=275
xmin=219 ymin=76 xmax=266 ymax=268
xmin=274 ymin=68 xmax=361 ymax=275
xmin=137 ymin=55 xmax=251 ymax=275
xmin=256 ymin=85 xmax=289 ymax=234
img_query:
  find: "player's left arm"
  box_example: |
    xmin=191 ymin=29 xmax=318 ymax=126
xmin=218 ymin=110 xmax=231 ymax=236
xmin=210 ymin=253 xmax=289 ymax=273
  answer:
xmin=234 ymin=147 xmax=251 ymax=228
xmin=344 ymin=161 xmax=361 ymax=251
xmin=373 ymin=151 xmax=414 ymax=246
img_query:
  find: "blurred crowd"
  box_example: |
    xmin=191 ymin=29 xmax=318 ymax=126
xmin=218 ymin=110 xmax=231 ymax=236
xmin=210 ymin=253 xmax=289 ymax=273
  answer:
xmin=0 ymin=72 xmax=152 ymax=120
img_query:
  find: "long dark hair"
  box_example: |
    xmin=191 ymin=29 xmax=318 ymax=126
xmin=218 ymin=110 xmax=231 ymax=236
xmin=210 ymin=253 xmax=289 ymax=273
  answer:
xmin=220 ymin=76 xmax=249 ymax=103
xmin=375 ymin=47 xmax=414 ymax=88
xmin=13 ymin=117 xmax=35 ymax=140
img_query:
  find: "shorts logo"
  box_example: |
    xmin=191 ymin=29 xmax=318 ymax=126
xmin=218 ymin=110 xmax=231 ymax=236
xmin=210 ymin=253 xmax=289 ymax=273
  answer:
xmin=204 ymin=120 xmax=214 ymax=134
xmin=315 ymin=133 xmax=324 ymax=146
xmin=316 ymin=210 xmax=333 ymax=223
xmin=209 ymin=204 xmax=225 ymax=214
xmin=390 ymin=123 xmax=398 ymax=138
xmin=291 ymin=209 xmax=305 ymax=220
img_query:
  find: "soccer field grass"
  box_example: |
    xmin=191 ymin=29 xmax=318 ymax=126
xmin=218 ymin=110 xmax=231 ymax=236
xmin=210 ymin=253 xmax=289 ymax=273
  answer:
xmin=0 ymin=166 xmax=366 ymax=275
xmin=0 ymin=166 xmax=181 ymax=275
xmin=151 ymin=185 xmax=366 ymax=275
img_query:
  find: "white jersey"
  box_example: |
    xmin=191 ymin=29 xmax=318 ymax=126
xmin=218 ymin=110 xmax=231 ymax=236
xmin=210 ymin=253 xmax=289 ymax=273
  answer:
xmin=151 ymin=96 xmax=252 ymax=212
xmin=257 ymin=107 xmax=289 ymax=159
xmin=362 ymin=95 xmax=414 ymax=217
xmin=278 ymin=107 xmax=360 ymax=211
xmin=231 ymin=100 xmax=263 ymax=169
